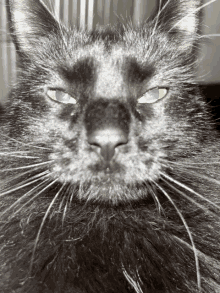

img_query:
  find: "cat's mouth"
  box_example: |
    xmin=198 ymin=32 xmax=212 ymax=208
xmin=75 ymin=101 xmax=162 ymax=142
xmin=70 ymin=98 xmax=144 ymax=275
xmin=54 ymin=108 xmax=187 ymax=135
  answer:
xmin=88 ymin=160 xmax=122 ymax=174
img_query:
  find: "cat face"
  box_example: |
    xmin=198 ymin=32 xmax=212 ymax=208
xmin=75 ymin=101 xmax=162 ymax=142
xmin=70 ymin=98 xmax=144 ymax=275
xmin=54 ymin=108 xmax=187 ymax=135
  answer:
xmin=2 ymin=1 xmax=220 ymax=293
xmin=5 ymin=0 xmax=207 ymax=204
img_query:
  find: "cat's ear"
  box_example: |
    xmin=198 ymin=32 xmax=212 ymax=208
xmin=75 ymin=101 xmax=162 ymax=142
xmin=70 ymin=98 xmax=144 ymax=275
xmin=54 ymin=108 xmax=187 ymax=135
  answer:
xmin=152 ymin=0 xmax=203 ymax=49
xmin=6 ymin=0 xmax=61 ymax=54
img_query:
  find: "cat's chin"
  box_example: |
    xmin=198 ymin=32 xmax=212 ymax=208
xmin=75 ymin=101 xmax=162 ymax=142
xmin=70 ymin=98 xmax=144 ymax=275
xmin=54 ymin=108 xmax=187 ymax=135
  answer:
xmin=50 ymin=159 xmax=158 ymax=203
xmin=74 ymin=178 xmax=151 ymax=204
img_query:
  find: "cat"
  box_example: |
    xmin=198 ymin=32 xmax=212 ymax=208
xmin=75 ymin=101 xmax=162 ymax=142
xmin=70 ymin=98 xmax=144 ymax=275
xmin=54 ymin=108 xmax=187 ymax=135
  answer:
xmin=1 ymin=0 xmax=220 ymax=292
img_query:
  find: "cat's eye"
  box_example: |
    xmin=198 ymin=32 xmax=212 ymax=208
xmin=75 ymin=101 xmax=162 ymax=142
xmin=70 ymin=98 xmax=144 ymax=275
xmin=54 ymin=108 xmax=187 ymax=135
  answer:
xmin=138 ymin=88 xmax=168 ymax=104
xmin=47 ymin=89 xmax=77 ymax=104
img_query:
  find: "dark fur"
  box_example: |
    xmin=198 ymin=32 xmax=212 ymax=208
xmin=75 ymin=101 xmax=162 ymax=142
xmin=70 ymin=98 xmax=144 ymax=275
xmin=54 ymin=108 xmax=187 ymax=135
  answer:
xmin=1 ymin=0 xmax=220 ymax=292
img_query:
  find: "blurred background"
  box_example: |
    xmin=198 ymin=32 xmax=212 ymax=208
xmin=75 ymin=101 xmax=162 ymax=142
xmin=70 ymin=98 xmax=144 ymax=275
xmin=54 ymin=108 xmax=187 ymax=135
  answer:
xmin=0 ymin=0 xmax=220 ymax=102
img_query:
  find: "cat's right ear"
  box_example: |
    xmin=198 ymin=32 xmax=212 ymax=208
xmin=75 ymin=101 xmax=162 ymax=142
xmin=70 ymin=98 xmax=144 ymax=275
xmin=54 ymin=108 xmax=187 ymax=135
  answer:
xmin=150 ymin=0 xmax=203 ymax=51
xmin=6 ymin=0 xmax=61 ymax=54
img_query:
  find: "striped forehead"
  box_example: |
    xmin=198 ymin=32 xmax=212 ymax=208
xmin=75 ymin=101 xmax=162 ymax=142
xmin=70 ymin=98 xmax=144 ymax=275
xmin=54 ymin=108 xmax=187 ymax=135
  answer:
xmin=59 ymin=44 xmax=155 ymax=99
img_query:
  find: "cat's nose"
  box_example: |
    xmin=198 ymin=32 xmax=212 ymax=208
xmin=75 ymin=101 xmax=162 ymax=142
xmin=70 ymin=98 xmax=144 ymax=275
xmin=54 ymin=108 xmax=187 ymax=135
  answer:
xmin=88 ymin=128 xmax=128 ymax=162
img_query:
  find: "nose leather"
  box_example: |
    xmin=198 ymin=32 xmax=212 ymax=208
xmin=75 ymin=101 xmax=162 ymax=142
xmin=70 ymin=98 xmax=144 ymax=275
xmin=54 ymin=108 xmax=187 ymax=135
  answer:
xmin=88 ymin=128 xmax=128 ymax=162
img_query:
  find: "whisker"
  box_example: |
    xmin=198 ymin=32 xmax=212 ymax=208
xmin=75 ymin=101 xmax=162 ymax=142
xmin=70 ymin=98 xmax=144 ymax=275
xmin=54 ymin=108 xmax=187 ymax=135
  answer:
xmin=62 ymin=198 xmax=69 ymax=228
xmin=69 ymin=185 xmax=78 ymax=206
xmin=161 ymin=177 xmax=211 ymax=214
xmin=0 ymin=161 xmax=53 ymax=172
xmin=153 ymin=0 xmax=172 ymax=29
xmin=30 ymin=181 xmax=65 ymax=272
xmin=173 ymin=235 xmax=206 ymax=258
xmin=0 ymin=132 xmax=51 ymax=151
xmin=143 ymin=182 xmax=163 ymax=214
xmin=2 ymin=155 xmax=40 ymax=159
xmin=153 ymin=181 xmax=201 ymax=291
xmin=1 ymin=169 xmax=49 ymax=190
xmin=179 ymin=168 xmax=220 ymax=183
xmin=160 ymin=158 xmax=220 ymax=166
xmin=0 ymin=153 xmax=40 ymax=159
xmin=151 ymin=0 xmax=163 ymax=38
xmin=168 ymin=0 xmax=217 ymax=33
xmin=160 ymin=172 xmax=220 ymax=211
xmin=123 ymin=268 xmax=143 ymax=293
xmin=0 ymin=176 xmax=51 ymax=218
xmin=0 ymin=171 xmax=50 ymax=197
xmin=200 ymin=34 xmax=220 ymax=38
xmin=160 ymin=160 xmax=220 ymax=177
xmin=11 ymin=178 xmax=55 ymax=218
xmin=61 ymin=185 xmax=72 ymax=226
xmin=58 ymin=194 xmax=66 ymax=215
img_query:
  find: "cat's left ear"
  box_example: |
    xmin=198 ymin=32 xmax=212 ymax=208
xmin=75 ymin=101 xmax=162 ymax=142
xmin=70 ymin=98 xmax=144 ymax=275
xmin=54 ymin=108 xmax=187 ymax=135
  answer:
xmin=6 ymin=0 xmax=61 ymax=54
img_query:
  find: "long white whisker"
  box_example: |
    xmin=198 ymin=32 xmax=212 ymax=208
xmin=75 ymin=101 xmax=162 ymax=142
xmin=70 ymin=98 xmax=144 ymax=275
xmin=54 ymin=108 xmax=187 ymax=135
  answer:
xmin=160 ymin=172 xmax=220 ymax=211
xmin=62 ymin=199 xmax=69 ymax=228
xmin=1 ymin=169 xmax=49 ymax=190
xmin=62 ymin=185 xmax=72 ymax=226
xmin=0 ymin=171 xmax=50 ymax=197
xmin=161 ymin=177 xmax=211 ymax=214
xmin=0 ymin=152 xmax=40 ymax=159
xmin=160 ymin=158 xmax=220 ymax=166
xmin=0 ymin=176 xmax=51 ymax=218
xmin=153 ymin=0 xmax=172 ymax=27
xmin=58 ymin=194 xmax=66 ymax=215
xmin=168 ymin=0 xmax=217 ymax=33
xmin=123 ymin=268 xmax=143 ymax=293
xmin=144 ymin=182 xmax=163 ymax=214
xmin=160 ymin=160 xmax=220 ymax=178
xmin=69 ymin=185 xmax=78 ymax=206
xmin=173 ymin=235 xmax=205 ymax=258
xmin=30 ymin=182 xmax=65 ymax=272
xmin=0 ymin=149 xmax=32 ymax=152
xmin=200 ymin=34 xmax=220 ymax=38
xmin=180 ymin=168 xmax=220 ymax=183
xmin=11 ymin=179 xmax=57 ymax=218
xmin=153 ymin=181 xmax=201 ymax=290
xmin=0 ymin=161 xmax=53 ymax=172
xmin=151 ymin=0 xmax=162 ymax=37
xmin=0 ymin=132 xmax=51 ymax=150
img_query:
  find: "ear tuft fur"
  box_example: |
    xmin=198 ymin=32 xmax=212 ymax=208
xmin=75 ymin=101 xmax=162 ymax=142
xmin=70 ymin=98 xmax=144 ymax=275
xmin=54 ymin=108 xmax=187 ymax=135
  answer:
xmin=6 ymin=0 xmax=60 ymax=53
xmin=152 ymin=0 xmax=203 ymax=49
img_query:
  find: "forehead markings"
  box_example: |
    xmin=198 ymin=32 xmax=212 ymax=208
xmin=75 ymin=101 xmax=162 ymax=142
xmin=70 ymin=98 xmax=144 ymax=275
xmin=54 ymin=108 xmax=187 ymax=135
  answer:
xmin=59 ymin=57 xmax=95 ymax=84
xmin=56 ymin=40 xmax=154 ymax=102
xmin=124 ymin=57 xmax=155 ymax=84
xmin=94 ymin=53 xmax=155 ymax=99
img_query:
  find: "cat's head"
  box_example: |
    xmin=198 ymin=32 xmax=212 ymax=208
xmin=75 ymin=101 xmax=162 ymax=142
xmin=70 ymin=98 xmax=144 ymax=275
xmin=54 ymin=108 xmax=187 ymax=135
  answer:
xmin=5 ymin=0 xmax=209 ymax=204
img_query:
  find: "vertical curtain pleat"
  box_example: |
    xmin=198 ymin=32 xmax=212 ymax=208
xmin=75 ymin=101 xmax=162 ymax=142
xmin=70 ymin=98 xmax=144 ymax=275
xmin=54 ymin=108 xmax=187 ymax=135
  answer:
xmin=112 ymin=0 xmax=119 ymax=24
xmin=54 ymin=0 xmax=61 ymax=20
xmin=80 ymin=0 xmax=86 ymax=29
xmin=63 ymin=0 xmax=70 ymax=26
xmin=104 ymin=0 xmax=111 ymax=25
xmin=88 ymin=0 xmax=95 ymax=30
xmin=72 ymin=0 xmax=79 ymax=27
xmin=1 ymin=2 xmax=9 ymax=101
xmin=97 ymin=0 xmax=104 ymax=25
